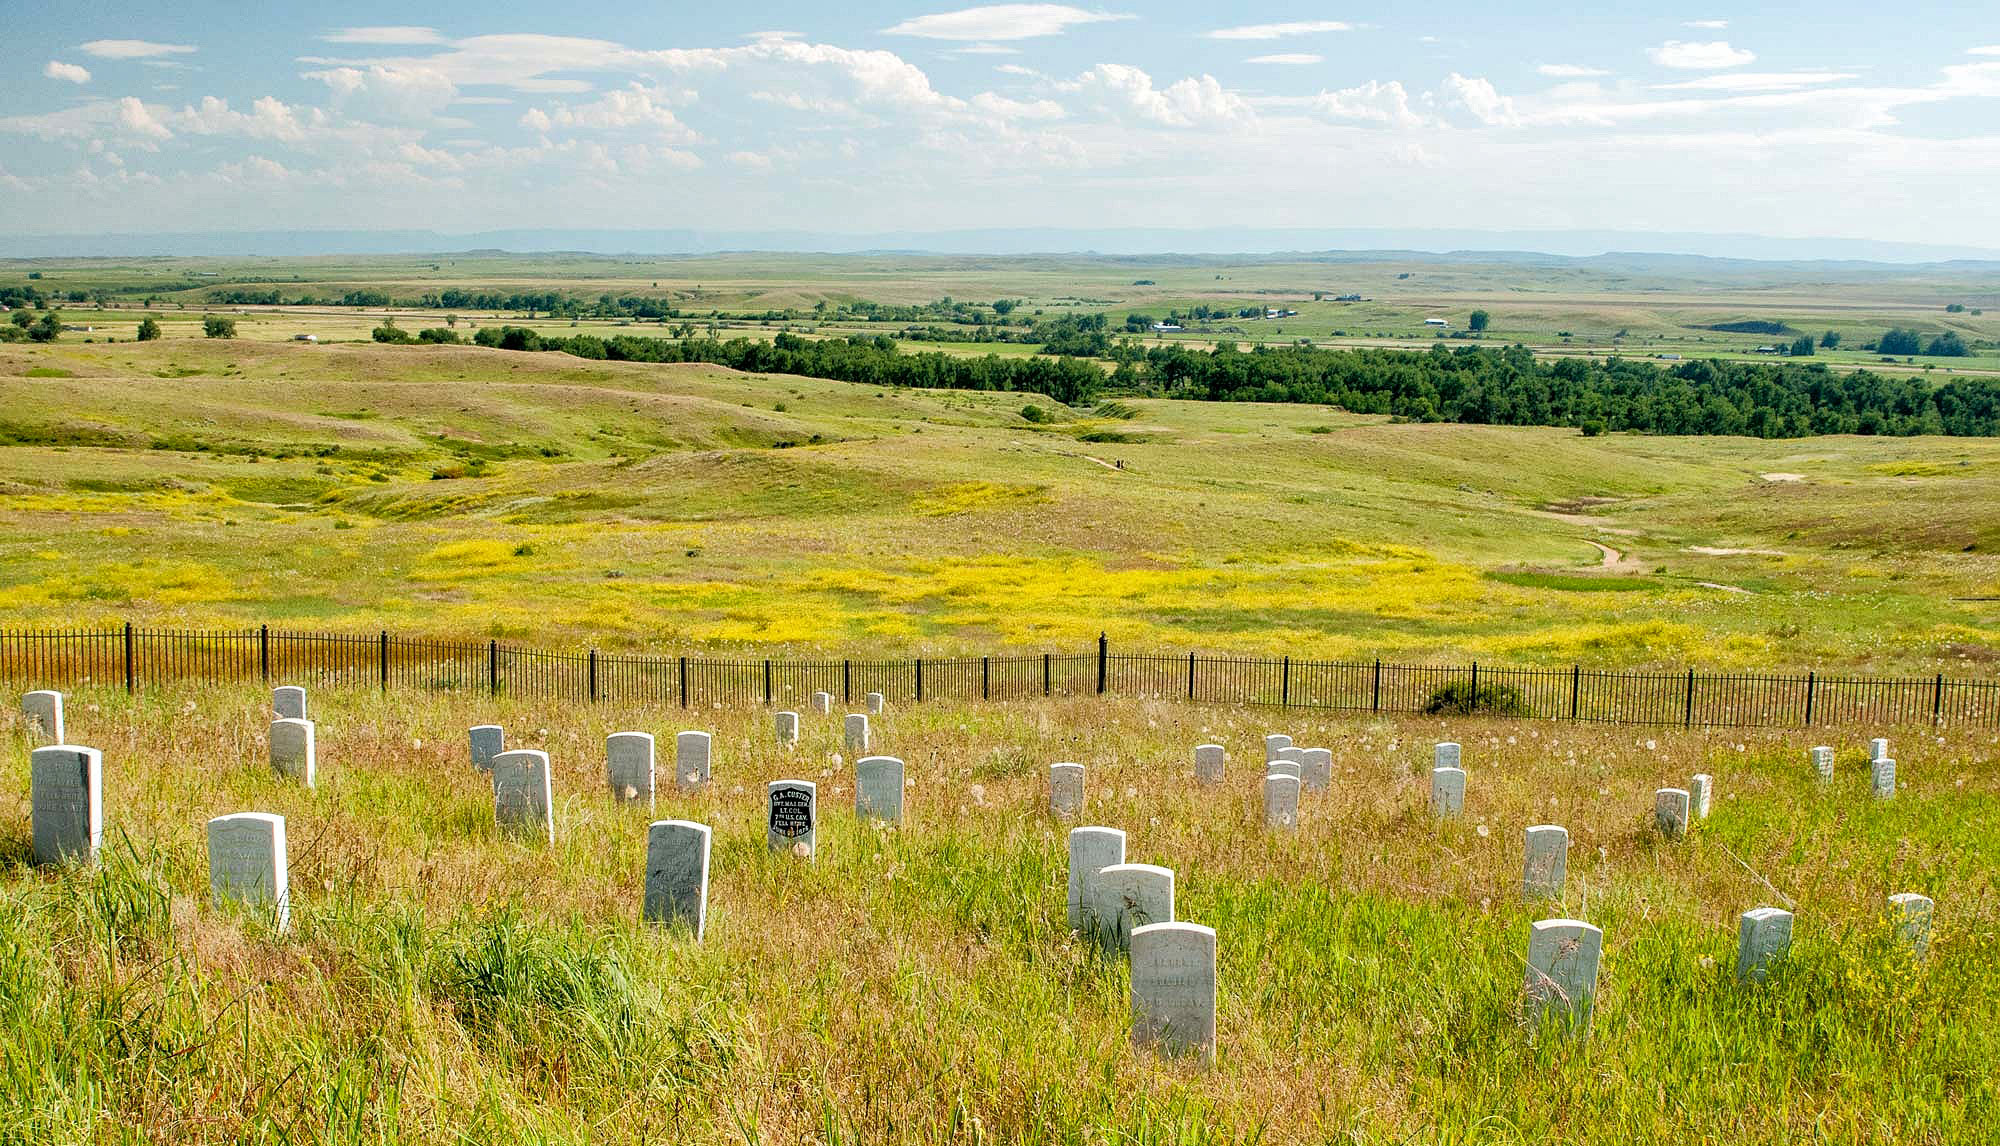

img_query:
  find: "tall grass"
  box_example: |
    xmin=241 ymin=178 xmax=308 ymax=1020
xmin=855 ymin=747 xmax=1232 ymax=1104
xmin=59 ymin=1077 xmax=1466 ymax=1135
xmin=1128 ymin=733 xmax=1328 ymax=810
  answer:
xmin=1 ymin=686 xmax=1996 ymax=1142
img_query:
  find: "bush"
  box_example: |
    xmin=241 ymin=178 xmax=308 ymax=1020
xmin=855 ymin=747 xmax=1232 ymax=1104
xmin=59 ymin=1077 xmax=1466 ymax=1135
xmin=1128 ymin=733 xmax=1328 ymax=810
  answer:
xmin=1580 ymin=418 xmax=1605 ymax=437
xmin=136 ymin=317 xmax=161 ymax=341
xmin=372 ymin=319 xmax=412 ymax=344
xmin=202 ymin=315 xmax=236 ymax=339
xmin=1020 ymin=404 xmax=1048 ymax=423
xmin=1423 ymin=681 xmax=1530 ymax=717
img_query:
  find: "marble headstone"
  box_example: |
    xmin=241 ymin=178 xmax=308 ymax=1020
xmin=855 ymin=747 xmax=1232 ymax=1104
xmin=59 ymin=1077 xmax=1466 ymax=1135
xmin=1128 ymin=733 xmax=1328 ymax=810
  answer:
xmin=1130 ymin=921 xmax=1217 ymax=1063
xmin=1434 ymin=742 xmax=1462 ymax=770
xmin=1523 ymin=918 xmax=1602 ymax=1036
xmin=865 ymin=691 xmax=885 ymax=715
xmin=606 ymin=731 xmax=656 ymax=808
xmin=21 ymin=690 xmax=64 ymax=746
xmin=810 ymin=691 xmax=832 ymax=715
xmin=676 ymin=730 xmax=712 ymax=792
xmin=1049 ymin=762 xmax=1085 ymax=819
xmin=855 ymin=755 xmax=905 ymax=822
xmin=31 ymin=744 xmax=102 ymax=866
xmin=1887 ymin=892 xmax=1933 ymax=960
xmin=1736 ymin=906 xmax=1793 ymax=983
xmin=1299 ymin=747 xmax=1332 ymax=793
xmin=643 ymin=819 xmax=711 ymax=940
xmin=843 ymin=714 xmax=870 ymax=757
xmin=272 ymin=685 xmax=307 ymax=721
xmin=1810 ymin=745 xmax=1833 ymax=782
xmin=1067 ymin=826 xmax=1126 ymax=933
xmin=1264 ymin=772 xmax=1300 ymax=829
xmin=767 ymin=780 xmax=818 ymax=858
xmin=269 ymin=718 xmax=315 ymax=788
xmin=1689 ymin=773 xmax=1713 ymax=819
xmin=1871 ymin=757 xmax=1896 ymax=800
xmin=1654 ymin=787 xmax=1690 ymax=840
xmin=469 ymin=725 xmax=505 ymax=772
xmin=1091 ymin=862 xmax=1175 ymax=953
xmin=774 ymin=710 xmax=799 ymax=746
xmin=492 ymin=749 xmax=555 ymax=844
xmin=1431 ymin=767 xmax=1466 ymax=818
xmin=1194 ymin=744 xmax=1225 ymax=784
xmin=1263 ymin=734 xmax=1292 ymax=763
xmin=1523 ymin=825 xmax=1567 ymax=899
xmin=207 ymin=812 xmax=290 ymax=931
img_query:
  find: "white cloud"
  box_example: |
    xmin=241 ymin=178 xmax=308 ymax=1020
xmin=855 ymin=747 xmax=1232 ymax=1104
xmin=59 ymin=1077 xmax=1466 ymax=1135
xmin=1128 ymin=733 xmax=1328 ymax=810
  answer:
xmin=1064 ymin=64 xmax=1249 ymax=127
xmin=172 ymin=95 xmax=315 ymax=141
xmin=44 ymin=60 xmax=92 ymax=84
xmin=117 ymin=96 xmax=172 ymax=140
xmin=1650 ymin=41 xmax=1755 ymax=70
xmin=1538 ymin=64 xmax=1609 ymax=78
xmin=970 ymin=91 xmax=1066 ymax=119
xmin=1206 ymin=20 xmax=1352 ymax=40
xmin=882 ymin=5 xmax=1130 ymax=41
xmin=1442 ymin=73 xmax=1519 ymax=126
xmin=1247 ymin=54 xmax=1322 ymax=66
xmin=1656 ymin=72 xmax=1856 ymax=93
xmin=322 ymin=27 xmax=445 ymax=46
xmin=1685 ymin=19 xmax=1729 ymax=30
xmin=1970 ymin=46 xmax=2000 ymax=57
xmin=306 ymin=64 xmax=458 ymax=123
xmin=520 ymin=85 xmax=700 ymax=141
xmin=950 ymin=43 xmax=1021 ymax=55
xmin=1311 ymin=80 xmax=1425 ymax=127
xmin=80 ymin=39 xmax=196 ymax=60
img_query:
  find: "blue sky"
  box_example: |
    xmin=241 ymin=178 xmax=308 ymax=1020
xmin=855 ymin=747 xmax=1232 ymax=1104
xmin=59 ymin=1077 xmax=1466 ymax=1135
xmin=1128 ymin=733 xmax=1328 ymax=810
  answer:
xmin=4 ymin=3 xmax=1999 ymax=247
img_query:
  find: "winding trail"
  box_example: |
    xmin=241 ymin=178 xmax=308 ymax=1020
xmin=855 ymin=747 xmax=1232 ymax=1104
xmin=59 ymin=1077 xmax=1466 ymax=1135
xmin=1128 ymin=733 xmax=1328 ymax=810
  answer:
xmin=1585 ymin=540 xmax=1622 ymax=568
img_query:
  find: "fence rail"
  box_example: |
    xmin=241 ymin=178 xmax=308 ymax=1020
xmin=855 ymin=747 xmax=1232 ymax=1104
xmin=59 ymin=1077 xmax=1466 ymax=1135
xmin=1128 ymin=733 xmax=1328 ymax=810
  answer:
xmin=3 ymin=624 xmax=1996 ymax=731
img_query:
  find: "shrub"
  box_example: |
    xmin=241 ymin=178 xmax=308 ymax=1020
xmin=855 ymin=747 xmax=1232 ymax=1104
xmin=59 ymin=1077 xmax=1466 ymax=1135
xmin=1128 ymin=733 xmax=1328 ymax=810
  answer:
xmin=1423 ymin=681 xmax=1530 ymax=717
xmin=1580 ymin=418 xmax=1605 ymax=437
xmin=202 ymin=315 xmax=236 ymax=339
xmin=1020 ymin=404 xmax=1047 ymax=423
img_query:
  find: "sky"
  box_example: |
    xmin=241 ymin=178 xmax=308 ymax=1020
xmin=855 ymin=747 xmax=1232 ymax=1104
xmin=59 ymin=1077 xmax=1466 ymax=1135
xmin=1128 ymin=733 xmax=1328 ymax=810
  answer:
xmin=4 ymin=2 xmax=2000 ymax=251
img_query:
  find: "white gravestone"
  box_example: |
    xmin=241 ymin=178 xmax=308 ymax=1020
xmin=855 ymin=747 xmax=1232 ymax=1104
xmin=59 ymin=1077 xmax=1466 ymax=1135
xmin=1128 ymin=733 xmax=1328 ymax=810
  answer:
xmin=606 ymin=731 xmax=656 ymax=808
xmin=1736 ymin=906 xmax=1794 ymax=983
xmin=1810 ymin=746 xmax=1834 ymax=782
xmin=1131 ymin=921 xmax=1217 ymax=1064
xmin=21 ymin=690 xmax=64 ymax=746
xmin=469 ymin=725 xmax=505 ymax=772
xmin=1887 ymin=892 xmax=1933 ymax=960
xmin=1049 ymin=762 xmax=1085 ymax=819
xmin=1263 ymin=734 xmax=1292 ymax=763
xmin=855 ymin=755 xmax=905 ymax=823
xmin=811 ymin=691 xmax=832 ymax=715
xmin=492 ymin=749 xmax=555 ymax=844
xmin=1434 ymin=742 xmax=1462 ymax=770
xmin=767 ymin=780 xmax=817 ymax=858
xmin=1523 ymin=918 xmax=1603 ymax=1036
xmin=1869 ymin=737 xmax=1890 ymax=763
xmin=844 ymin=714 xmax=870 ymax=757
xmin=1194 ymin=744 xmax=1225 ymax=784
xmin=775 ymin=711 xmax=799 ymax=746
xmin=1523 ymin=825 xmax=1568 ymax=899
xmin=1689 ymin=773 xmax=1713 ymax=819
xmin=1431 ymin=767 xmax=1466 ymax=818
xmin=1299 ymin=747 xmax=1332 ymax=793
xmin=269 ymin=718 xmax=315 ymax=788
xmin=207 ymin=812 xmax=290 ymax=931
xmin=272 ymin=685 xmax=307 ymax=721
xmin=31 ymin=745 xmax=102 ymax=866
xmin=1654 ymin=788 xmax=1691 ymax=840
xmin=1266 ymin=759 xmax=1301 ymax=781
xmin=675 ymin=731 xmax=712 ymax=792
xmin=1871 ymin=757 xmax=1896 ymax=800
xmin=865 ymin=692 xmax=885 ymax=715
xmin=1091 ymin=862 xmax=1175 ymax=953
xmin=1067 ymin=826 xmax=1126 ymax=932
xmin=1264 ymin=773 xmax=1301 ymax=829
xmin=643 ymin=820 xmax=712 ymax=940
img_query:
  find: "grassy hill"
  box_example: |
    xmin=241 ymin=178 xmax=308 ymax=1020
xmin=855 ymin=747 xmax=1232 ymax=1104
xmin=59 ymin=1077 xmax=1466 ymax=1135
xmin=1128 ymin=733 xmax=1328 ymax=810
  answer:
xmin=1 ymin=340 xmax=1996 ymax=672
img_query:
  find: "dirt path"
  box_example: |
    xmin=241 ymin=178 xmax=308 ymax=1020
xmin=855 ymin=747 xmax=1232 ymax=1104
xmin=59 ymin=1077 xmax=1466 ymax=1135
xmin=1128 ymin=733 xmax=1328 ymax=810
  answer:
xmin=1585 ymin=540 xmax=1621 ymax=568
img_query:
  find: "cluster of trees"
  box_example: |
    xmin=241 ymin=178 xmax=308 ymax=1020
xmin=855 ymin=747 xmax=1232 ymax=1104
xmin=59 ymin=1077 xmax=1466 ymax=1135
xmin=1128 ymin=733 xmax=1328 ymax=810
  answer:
xmin=1876 ymin=328 xmax=1969 ymax=357
xmin=1 ymin=308 xmax=62 ymax=343
xmin=371 ymin=318 xmax=461 ymax=344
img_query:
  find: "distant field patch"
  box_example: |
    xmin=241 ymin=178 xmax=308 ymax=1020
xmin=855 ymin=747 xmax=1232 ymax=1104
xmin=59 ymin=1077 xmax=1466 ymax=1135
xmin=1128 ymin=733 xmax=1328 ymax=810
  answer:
xmin=23 ymin=366 xmax=74 ymax=378
xmin=1486 ymin=571 xmax=1661 ymax=592
xmin=912 ymin=481 xmax=1049 ymax=516
xmin=1868 ymin=460 xmax=1978 ymax=477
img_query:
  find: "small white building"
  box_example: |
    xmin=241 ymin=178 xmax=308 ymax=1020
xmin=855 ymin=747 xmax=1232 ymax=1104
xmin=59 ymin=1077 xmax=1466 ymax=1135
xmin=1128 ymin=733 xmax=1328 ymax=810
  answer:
xmin=1151 ymin=322 xmax=1182 ymax=333
xmin=1424 ymin=318 xmax=1450 ymax=328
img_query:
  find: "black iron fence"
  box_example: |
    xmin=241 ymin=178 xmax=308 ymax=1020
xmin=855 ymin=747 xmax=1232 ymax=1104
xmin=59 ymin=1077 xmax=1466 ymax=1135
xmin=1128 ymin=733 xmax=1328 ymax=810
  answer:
xmin=4 ymin=624 xmax=1996 ymax=730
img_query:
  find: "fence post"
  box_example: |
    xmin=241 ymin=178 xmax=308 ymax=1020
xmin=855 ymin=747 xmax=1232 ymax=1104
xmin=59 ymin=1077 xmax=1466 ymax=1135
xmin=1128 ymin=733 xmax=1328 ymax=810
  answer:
xmin=379 ymin=631 xmax=389 ymax=691
xmin=259 ymin=624 xmax=270 ymax=683
xmin=843 ymin=660 xmax=851 ymax=704
xmin=1372 ymin=659 xmax=1381 ymax=712
xmin=1096 ymin=632 xmax=1107 ymax=696
xmin=679 ymin=656 xmax=689 ymax=709
xmin=1803 ymin=671 xmax=1815 ymax=727
xmin=590 ymin=649 xmax=599 ymax=703
xmin=1281 ymin=656 xmax=1291 ymax=706
xmin=764 ymin=659 xmax=772 ymax=706
xmin=916 ymin=658 xmax=924 ymax=703
xmin=1684 ymin=668 xmax=1695 ymax=728
xmin=1470 ymin=661 xmax=1478 ymax=705
xmin=1934 ymin=673 xmax=1945 ymax=725
xmin=1043 ymin=652 xmax=1051 ymax=697
xmin=1188 ymin=651 xmax=1196 ymax=700
xmin=489 ymin=640 xmax=498 ymax=697
xmin=1570 ymin=664 xmax=1581 ymax=720
xmin=124 ymin=621 xmax=134 ymax=695
xmin=983 ymin=655 xmax=990 ymax=700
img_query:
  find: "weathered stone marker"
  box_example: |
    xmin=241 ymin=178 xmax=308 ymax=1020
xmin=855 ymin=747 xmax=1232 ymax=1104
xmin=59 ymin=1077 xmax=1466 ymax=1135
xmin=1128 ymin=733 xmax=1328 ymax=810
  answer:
xmin=767 ymin=780 xmax=817 ymax=858
xmin=1869 ymin=737 xmax=1890 ymax=763
xmin=1523 ymin=825 xmax=1567 ymax=899
xmin=207 ymin=812 xmax=290 ymax=931
xmin=675 ymin=730 xmax=712 ymax=792
xmin=1523 ymin=918 xmax=1603 ymax=1036
xmin=1871 ymin=757 xmax=1896 ymax=800
xmin=1736 ymin=906 xmax=1794 ymax=983
xmin=1690 ymin=773 xmax=1713 ymax=819
xmin=1887 ymin=892 xmax=1934 ymax=960
xmin=1299 ymin=747 xmax=1332 ymax=793
xmin=269 ymin=718 xmax=316 ymax=788
xmin=1067 ymin=826 xmax=1126 ymax=932
xmin=1264 ymin=772 xmax=1300 ymax=829
xmin=606 ymin=731 xmax=656 ymax=807
xmin=1263 ymin=734 xmax=1292 ymax=762
xmin=844 ymin=714 xmax=870 ymax=757
xmin=1435 ymin=742 xmax=1462 ymax=770
xmin=21 ymin=690 xmax=64 ymax=746
xmin=1091 ymin=862 xmax=1175 ymax=953
xmin=1266 ymin=758 xmax=1301 ymax=781
xmin=865 ymin=691 xmax=885 ymax=715
xmin=1130 ymin=921 xmax=1217 ymax=1064
xmin=855 ymin=755 xmax=905 ymax=822
xmin=1431 ymin=767 xmax=1466 ymax=818
xmin=774 ymin=711 xmax=799 ymax=746
xmin=810 ymin=691 xmax=832 ymax=716
xmin=1049 ymin=762 xmax=1085 ymax=819
xmin=469 ymin=725 xmax=505 ymax=772
xmin=31 ymin=745 xmax=102 ymax=866
xmin=1194 ymin=743 xmax=1225 ymax=784
xmin=643 ymin=820 xmax=712 ymax=940
xmin=272 ymin=685 xmax=307 ymax=722
xmin=492 ymin=749 xmax=555 ymax=844
xmin=1654 ymin=787 xmax=1691 ymax=840
xmin=1810 ymin=745 xmax=1834 ymax=782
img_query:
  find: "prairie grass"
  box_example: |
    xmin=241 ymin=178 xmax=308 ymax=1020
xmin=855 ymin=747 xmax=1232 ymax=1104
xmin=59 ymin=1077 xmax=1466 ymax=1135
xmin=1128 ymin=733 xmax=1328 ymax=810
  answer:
xmin=2 ymin=687 xmax=1996 ymax=1142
